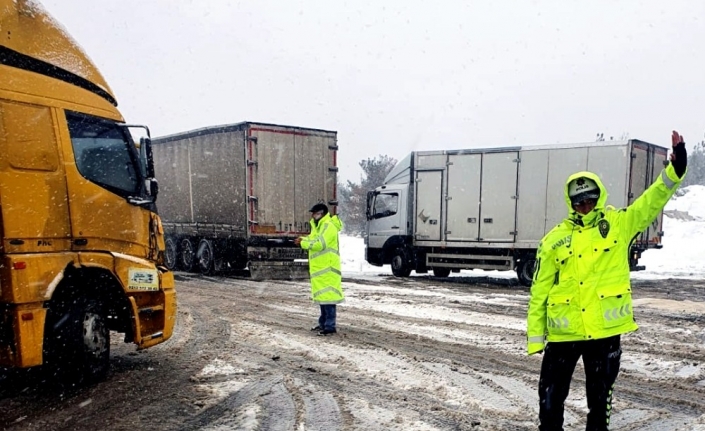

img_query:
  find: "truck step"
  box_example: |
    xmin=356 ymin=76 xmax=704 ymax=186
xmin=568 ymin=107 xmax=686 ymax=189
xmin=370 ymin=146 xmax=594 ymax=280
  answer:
xmin=138 ymin=305 xmax=165 ymax=314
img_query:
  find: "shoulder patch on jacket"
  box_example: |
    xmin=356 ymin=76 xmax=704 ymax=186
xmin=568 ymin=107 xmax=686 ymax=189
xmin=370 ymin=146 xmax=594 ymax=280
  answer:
xmin=598 ymin=219 xmax=610 ymax=238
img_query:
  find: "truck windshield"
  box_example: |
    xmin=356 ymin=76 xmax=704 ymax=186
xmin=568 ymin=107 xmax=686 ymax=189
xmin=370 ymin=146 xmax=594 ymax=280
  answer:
xmin=372 ymin=193 xmax=398 ymax=219
xmin=66 ymin=111 xmax=141 ymax=197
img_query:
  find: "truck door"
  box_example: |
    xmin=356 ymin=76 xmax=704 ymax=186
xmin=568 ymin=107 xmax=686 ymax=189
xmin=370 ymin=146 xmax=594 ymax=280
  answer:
xmin=446 ymin=154 xmax=481 ymax=241
xmin=479 ymin=152 xmax=518 ymax=242
xmin=367 ymin=188 xmax=405 ymax=249
xmin=415 ymin=171 xmax=443 ymax=241
xmin=60 ymin=111 xmax=152 ymax=257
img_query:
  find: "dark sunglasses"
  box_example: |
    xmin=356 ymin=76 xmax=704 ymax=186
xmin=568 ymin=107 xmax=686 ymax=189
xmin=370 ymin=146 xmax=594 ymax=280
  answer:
xmin=573 ymin=198 xmax=596 ymax=207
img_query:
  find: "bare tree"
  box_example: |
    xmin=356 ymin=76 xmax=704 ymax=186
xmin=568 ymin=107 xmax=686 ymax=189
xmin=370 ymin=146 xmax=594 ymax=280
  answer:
xmin=338 ymin=155 xmax=397 ymax=235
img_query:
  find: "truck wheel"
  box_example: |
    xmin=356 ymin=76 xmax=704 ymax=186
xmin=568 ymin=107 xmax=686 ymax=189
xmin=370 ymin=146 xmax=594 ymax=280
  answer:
xmin=432 ymin=267 xmax=451 ymax=278
xmin=164 ymin=237 xmax=178 ymax=271
xmin=44 ymin=297 xmax=110 ymax=385
xmin=391 ymin=247 xmax=412 ymax=277
xmin=180 ymin=238 xmax=196 ymax=272
xmin=197 ymin=239 xmax=220 ymax=275
xmin=516 ymin=255 xmax=537 ymax=287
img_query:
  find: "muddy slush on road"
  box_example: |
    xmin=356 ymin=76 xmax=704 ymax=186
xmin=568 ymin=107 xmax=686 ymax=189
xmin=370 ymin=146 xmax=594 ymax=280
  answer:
xmin=1 ymin=273 xmax=704 ymax=431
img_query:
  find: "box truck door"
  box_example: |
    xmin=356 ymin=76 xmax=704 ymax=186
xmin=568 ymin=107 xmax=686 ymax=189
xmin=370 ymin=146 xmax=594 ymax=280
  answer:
xmin=479 ymin=152 xmax=518 ymax=242
xmin=516 ymin=149 xmax=549 ymax=242
xmin=415 ymin=171 xmax=443 ymax=241
xmin=248 ymin=125 xmax=336 ymax=234
xmin=629 ymin=142 xmax=667 ymax=247
xmin=446 ymin=154 xmax=481 ymax=241
xmin=545 ymin=147 xmax=589 ymax=231
xmin=587 ymin=144 xmax=630 ymax=208
xmin=367 ymin=188 xmax=405 ymax=249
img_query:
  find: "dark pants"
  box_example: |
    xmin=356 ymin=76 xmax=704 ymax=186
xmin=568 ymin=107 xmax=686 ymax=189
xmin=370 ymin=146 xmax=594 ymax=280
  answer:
xmin=538 ymin=335 xmax=621 ymax=431
xmin=318 ymin=304 xmax=337 ymax=331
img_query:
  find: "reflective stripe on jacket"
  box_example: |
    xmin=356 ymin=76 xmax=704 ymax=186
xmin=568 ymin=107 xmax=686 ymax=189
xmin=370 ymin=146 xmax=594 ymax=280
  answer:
xmin=527 ymin=164 xmax=683 ymax=355
xmin=301 ymin=213 xmax=344 ymax=304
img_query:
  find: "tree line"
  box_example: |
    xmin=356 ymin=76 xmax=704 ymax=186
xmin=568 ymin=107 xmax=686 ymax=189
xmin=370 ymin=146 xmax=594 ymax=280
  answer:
xmin=682 ymin=139 xmax=705 ymax=187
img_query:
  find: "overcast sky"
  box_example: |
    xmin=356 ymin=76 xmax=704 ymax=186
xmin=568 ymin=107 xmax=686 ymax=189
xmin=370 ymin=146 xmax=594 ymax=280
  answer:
xmin=40 ymin=0 xmax=705 ymax=183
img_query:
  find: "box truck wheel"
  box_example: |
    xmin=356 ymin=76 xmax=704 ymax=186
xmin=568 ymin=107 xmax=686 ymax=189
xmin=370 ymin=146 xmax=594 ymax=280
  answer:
xmin=432 ymin=267 xmax=451 ymax=278
xmin=391 ymin=247 xmax=412 ymax=277
xmin=516 ymin=255 xmax=536 ymax=287
xmin=164 ymin=236 xmax=179 ymax=271
xmin=44 ymin=297 xmax=110 ymax=385
xmin=180 ymin=238 xmax=197 ymax=272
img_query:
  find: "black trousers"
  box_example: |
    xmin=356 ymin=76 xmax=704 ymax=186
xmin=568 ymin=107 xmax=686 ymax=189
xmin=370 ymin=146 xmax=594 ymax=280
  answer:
xmin=538 ymin=335 xmax=621 ymax=431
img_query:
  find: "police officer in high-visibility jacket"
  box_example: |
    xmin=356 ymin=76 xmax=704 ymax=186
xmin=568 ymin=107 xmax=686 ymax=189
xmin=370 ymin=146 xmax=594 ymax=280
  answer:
xmin=527 ymin=131 xmax=688 ymax=431
xmin=295 ymin=203 xmax=344 ymax=336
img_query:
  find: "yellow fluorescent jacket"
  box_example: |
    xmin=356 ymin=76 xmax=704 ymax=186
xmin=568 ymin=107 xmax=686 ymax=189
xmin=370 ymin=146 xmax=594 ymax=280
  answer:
xmin=526 ymin=164 xmax=683 ymax=355
xmin=300 ymin=213 xmax=344 ymax=304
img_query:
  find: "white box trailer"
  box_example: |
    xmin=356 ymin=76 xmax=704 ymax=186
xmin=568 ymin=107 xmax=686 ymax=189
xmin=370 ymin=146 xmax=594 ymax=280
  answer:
xmin=153 ymin=122 xmax=338 ymax=278
xmin=365 ymin=139 xmax=668 ymax=286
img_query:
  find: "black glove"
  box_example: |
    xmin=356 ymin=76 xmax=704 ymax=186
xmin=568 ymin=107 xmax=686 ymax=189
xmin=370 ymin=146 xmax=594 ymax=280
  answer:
xmin=672 ymin=142 xmax=687 ymax=178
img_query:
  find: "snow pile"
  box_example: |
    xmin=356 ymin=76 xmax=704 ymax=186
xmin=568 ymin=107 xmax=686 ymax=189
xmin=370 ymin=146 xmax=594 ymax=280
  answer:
xmin=635 ymin=185 xmax=705 ymax=279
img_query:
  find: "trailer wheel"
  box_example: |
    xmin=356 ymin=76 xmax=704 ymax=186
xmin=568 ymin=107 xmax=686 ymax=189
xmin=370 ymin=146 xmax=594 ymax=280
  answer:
xmin=391 ymin=247 xmax=412 ymax=277
xmin=180 ymin=238 xmax=196 ymax=272
xmin=164 ymin=236 xmax=178 ymax=271
xmin=197 ymin=239 xmax=224 ymax=274
xmin=432 ymin=267 xmax=451 ymax=278
xmin=516 ymin=255 xmax=537 ymax=287
xmin=44 ymin=297 xmax=110 ymax=386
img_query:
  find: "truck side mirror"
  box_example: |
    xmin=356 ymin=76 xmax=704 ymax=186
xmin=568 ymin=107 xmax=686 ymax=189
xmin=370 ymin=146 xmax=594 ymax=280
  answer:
xmin=366 ymin=191 xmax=375 ymax=220
xmin=148 ymin=178 xmax=159 ymax=201
xmin=142 ymin=137 xmax=155 ymax=178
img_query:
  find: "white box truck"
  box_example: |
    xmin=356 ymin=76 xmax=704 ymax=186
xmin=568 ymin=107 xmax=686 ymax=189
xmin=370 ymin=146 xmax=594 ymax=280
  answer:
xmin=365 ymin=139 xmax=668 ymax=286
xmin=152 ymin=122 xmax=338 ymax=278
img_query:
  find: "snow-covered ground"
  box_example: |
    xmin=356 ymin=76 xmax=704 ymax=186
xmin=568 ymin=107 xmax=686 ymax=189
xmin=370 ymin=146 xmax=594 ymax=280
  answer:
xmin=327 ymin=185 xmax=705 ymax=429
xmin=340 ymin=184 xmax=705 ymax=281
xmin=155 ymin=185 xmax=705 ymax=431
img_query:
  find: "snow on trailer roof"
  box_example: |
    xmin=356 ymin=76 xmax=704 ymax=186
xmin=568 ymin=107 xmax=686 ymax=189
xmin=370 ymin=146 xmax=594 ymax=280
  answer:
xmin=152 ymin=121 xmax=337 ymax=144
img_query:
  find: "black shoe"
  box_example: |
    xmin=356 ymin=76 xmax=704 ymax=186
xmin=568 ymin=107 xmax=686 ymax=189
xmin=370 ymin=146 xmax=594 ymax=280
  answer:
xmin=310 ymin=325 xmax=322 ymax=331
xmin=317 ymin=329 xmax=337 ymax=336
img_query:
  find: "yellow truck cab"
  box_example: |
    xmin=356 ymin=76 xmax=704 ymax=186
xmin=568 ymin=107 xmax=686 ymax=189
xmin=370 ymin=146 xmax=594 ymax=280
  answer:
xmin=0 ymin=0 xmax=176 ymax=382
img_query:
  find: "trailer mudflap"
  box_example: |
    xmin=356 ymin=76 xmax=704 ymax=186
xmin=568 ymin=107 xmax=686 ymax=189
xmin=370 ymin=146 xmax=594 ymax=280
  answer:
xmin=248 ymin=261 xmax=309 ymax=281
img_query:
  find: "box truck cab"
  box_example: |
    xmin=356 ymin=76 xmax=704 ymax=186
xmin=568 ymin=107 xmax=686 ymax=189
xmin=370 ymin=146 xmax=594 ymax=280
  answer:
xmin=0 ymin=0 xmax=176 ymax=382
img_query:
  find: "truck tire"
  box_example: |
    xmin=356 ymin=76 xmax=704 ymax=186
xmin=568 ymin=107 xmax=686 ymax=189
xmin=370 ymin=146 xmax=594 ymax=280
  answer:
xmin=516 ymin=255 xmax=537 ymax=287
xmin=391 ymin=247 xmax=412 ymax=277
xmin=432 ymin=267 xmax=451 ymax=278
xmin=197 ymin=239 xmax=224 ymax=274
xmin=197 ymin=239 xmax=215 ymax=274
xmin=164 ymin=236 xmax=178 ymax=271
xmin=44 ymin=297 xmax=110 ymax=385
xmin=180 ymin=238 xmax=197 ymax=272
